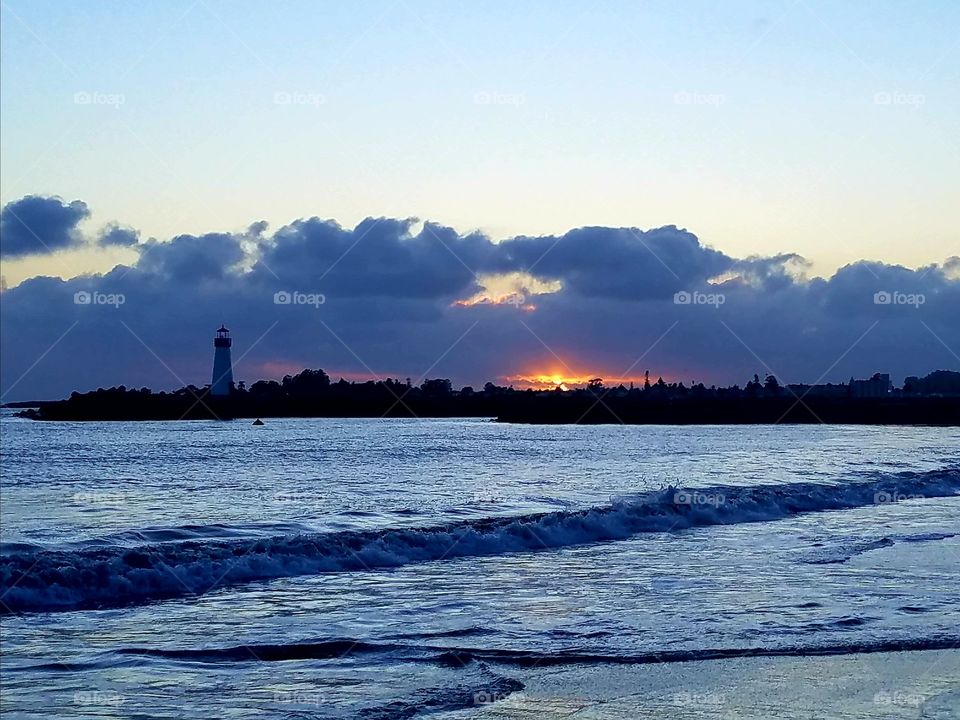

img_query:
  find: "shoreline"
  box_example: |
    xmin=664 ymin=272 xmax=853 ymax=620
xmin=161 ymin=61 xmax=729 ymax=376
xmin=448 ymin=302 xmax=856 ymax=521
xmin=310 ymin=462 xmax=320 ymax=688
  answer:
xmin=452 ymin=648 xmax=960 ymax=719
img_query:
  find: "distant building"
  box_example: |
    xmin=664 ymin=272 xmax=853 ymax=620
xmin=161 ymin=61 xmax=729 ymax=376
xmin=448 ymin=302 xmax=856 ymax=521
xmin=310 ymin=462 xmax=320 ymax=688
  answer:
xmin=211 ymin=325 xmax=234 ymax=396
xmin=903 ymin=370 xmax=960 ymax=396
xmin=849 ymin=373 xmax=891 ymax=398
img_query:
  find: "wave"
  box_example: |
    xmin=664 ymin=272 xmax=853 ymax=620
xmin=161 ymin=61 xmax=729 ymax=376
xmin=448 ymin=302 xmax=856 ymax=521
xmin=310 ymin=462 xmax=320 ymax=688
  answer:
xmin=13 ymin=633 xmax=957 ymax=675
xmin=357 ymin=672 xmax=523 ymax=720
xmin=427 ymin=635 xmax=960 ymax=667
xmin=438 ymin=636 xmax=960 ymax=667
xmin=2 ymin=466 xmax=958 ymax=614
xmin=801 ymin=532 xmax=956 ymax=564
xmin=89 ymin=634 xmax=960 ymax=668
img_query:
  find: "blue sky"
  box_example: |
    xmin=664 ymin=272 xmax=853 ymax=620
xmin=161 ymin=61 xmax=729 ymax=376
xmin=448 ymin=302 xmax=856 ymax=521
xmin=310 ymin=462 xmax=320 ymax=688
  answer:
xmin=2 ymin=0 xmax=958 ymax=282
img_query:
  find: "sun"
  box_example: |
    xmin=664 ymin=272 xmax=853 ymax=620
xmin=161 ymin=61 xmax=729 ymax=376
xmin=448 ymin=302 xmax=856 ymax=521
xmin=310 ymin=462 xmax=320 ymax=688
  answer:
xmin=536 ymin=374 xmax=570 ymax=390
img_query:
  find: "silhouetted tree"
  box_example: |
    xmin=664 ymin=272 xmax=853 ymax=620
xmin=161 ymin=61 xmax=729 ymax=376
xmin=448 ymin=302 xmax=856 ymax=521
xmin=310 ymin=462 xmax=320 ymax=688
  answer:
xmin=282 ymin=369 xmax=330 ymax=397
xmin=420 ymin=378 xmax=453 ymax=397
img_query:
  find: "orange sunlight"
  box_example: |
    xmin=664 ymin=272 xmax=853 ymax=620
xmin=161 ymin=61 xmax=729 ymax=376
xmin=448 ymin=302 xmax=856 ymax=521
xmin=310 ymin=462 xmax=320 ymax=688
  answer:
xmin=504 ymin=370 xmax=654 ymax=391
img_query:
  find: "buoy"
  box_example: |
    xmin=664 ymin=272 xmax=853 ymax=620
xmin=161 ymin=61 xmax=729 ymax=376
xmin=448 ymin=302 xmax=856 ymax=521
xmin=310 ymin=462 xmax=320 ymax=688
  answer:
xmin=252 ymin=418 xmax=264 ymax=425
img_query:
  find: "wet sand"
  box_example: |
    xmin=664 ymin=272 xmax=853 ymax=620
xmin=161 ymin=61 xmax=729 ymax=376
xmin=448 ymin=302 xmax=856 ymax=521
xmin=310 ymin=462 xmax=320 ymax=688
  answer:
xmin=443 ymin=649 xmax=960 ymax=719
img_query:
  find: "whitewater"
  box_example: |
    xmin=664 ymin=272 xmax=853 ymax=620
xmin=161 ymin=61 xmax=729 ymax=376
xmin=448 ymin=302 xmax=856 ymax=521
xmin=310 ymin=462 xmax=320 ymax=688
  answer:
xmin=3 ymin=467 xmax=959 ymax=613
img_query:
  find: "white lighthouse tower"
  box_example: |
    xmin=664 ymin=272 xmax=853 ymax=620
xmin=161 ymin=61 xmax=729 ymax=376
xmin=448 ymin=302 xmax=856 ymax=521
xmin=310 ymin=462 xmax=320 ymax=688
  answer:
xmin=211 ymin=325 xmax=234 ymax=396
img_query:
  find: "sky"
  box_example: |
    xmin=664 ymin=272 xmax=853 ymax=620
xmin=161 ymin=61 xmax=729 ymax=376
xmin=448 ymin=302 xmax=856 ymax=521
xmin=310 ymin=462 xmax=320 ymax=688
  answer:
xmin=1 ymin=0 xmax=958 ymax=399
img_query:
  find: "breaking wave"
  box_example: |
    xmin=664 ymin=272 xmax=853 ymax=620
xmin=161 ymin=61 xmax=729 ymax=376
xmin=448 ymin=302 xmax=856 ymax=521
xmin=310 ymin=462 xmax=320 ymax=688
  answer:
xmin=2 ymin=466 xmax=957 ymax=614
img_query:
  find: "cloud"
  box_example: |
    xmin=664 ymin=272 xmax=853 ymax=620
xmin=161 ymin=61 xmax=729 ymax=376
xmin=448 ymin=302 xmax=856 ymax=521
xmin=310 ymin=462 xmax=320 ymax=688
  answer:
xmin=725 ymin=253 xmax=810 ymax=291
xmin=944 ymin=256 xmax=960 ymax=279
xmin=0 ymin=195 xmax=90 ymax=258
xmin=247 ymin=220 xmax=269 ymax=237
xmin=1 ymin=198 xmax=958 ymax=401
xmin=254 ymin=217 xmax=496 ymax=300
xmin=495 ymin=225 xmax=731 ymax=300
xmin=136 ymin=232 xmax=246 ymax=281
xmin=98 ymin=222 xmax=140 ymax=247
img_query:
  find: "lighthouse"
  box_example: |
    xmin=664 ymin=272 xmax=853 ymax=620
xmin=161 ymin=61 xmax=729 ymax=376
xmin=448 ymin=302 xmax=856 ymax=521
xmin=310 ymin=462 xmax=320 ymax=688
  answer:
xmin=211 ymin=325 xmax=234 ymax=396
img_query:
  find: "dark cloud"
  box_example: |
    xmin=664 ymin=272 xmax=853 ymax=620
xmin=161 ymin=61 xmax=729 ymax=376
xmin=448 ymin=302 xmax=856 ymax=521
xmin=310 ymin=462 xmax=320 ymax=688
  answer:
xmin=496 ymin=225 xmax=731 ymax=299
xmin=0 ymin=196 xmax=90 ymax=258
xmin=98 ymin=223 xmax=140 ymax=247
xmin=254 ymin=217 xmax=496 ymax=300
xmin=1 ymin=198 xmax=957 ymax=401
xmin=137 ymin=233 xmax=246 ymax=281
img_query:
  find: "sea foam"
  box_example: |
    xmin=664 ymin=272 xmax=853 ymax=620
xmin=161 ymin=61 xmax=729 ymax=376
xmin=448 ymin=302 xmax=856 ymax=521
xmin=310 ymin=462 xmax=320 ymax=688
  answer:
xmin=2 ymin=467 xmax=957 ymax=614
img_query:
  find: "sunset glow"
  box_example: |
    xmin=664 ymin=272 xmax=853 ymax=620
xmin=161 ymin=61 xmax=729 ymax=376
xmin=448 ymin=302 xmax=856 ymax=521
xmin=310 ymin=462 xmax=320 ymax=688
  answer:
xmin=505 ymin=372 xmax=653 ymax=391
xmin=453 ymin=295 xmax=537 ymax=312
xmin=453 ymin=272 xmax=562 ymax=312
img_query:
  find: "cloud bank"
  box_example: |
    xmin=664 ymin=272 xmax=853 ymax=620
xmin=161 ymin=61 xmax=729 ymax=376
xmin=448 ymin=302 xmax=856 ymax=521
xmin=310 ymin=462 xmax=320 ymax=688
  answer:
xmin=1 ymin=195 xmax=957 ymax=400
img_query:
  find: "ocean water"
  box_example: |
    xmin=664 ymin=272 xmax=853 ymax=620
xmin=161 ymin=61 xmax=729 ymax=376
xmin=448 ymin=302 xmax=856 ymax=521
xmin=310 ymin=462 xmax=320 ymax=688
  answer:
xmin=1 ymin=411 xmax=959 ymax=718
